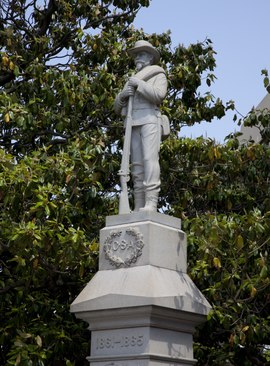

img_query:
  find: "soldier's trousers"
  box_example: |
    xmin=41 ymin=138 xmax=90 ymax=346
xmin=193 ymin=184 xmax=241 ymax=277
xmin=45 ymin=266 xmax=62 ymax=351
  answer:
xmin=130 ymin=123 xmax=161 ymax=195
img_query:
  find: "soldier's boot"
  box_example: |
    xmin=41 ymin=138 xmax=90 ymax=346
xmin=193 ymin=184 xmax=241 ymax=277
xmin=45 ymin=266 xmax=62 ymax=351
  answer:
xmin=133 ymin=192 xmax=145 ymax=212
xmin=139 ymin=191 xmax=158 ymax=212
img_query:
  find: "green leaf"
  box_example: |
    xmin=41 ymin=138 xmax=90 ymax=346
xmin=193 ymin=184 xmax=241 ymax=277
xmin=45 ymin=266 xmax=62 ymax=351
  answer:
xmin=236 ymin=235 xmax=244 ymax=250
xmin=260 ymin=266 xmax=268 ymax=279
xmin=36 ymin=335 xmax=42 ymax=347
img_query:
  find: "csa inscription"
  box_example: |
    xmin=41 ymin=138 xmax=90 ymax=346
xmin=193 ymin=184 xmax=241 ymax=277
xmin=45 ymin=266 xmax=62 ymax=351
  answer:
xmin=103 ymin=227 xmax=144 ymax=268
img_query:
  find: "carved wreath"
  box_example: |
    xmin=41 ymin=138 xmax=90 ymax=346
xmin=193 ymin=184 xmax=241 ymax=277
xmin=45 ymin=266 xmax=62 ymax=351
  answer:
xmin=103 ymin=227 xmax=144 ymax=268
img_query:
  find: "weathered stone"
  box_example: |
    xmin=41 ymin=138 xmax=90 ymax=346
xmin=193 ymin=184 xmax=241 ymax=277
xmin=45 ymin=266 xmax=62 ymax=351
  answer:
xmin=71 ymin=266 xmax=209 ymax=314
xmin=99 ymin=212 xmax=186 ymax=271
xmin=71 ymin=212 xmax=211 ymax=365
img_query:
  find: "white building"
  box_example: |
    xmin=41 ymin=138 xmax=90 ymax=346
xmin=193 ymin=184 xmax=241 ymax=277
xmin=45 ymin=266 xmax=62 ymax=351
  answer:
xmin=240 ymin=93 xmax=270 ymax=143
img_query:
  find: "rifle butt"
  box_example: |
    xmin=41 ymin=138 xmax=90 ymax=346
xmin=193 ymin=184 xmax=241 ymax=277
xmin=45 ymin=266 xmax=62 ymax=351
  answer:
xmin=119 ymin=190 xmax=130 ymax=214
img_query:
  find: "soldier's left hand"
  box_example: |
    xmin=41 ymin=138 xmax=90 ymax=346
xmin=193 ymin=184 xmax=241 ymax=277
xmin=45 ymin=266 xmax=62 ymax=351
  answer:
xmin=128 ymin=77 xmax=140 ymax=88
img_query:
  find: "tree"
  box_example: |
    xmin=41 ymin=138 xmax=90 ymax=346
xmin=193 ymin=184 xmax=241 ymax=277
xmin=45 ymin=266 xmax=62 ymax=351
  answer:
xmin=0 ymin=1 xmax=152 ymax=364
xmin=1 ymin=1 xmax=268 ymax=365
xmin=160 ymin=135 xmax=270 ymax=366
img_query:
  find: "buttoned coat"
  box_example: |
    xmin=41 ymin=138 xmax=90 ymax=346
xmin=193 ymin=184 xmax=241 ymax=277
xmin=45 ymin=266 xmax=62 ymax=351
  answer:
xmin=114 ymin=65 xmax=167 ymax=125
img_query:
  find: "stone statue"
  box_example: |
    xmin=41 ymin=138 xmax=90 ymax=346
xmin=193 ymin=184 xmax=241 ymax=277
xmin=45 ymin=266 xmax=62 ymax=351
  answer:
xmin=114 ymin=40 xmax=168 ymax=212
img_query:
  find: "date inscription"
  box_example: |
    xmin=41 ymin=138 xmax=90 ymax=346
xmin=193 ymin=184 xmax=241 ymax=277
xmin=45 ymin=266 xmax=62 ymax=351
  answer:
xmin=96 ymin=335 xmax=144 ymax=350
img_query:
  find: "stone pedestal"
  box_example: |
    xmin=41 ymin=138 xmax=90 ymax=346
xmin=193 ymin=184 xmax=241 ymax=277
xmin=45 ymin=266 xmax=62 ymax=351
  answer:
xmin=71 ymin=212 xmax=211 ymax=365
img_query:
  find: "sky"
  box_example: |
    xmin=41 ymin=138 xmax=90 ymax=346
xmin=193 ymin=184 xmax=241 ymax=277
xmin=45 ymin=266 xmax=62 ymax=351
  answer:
xmin=133 ymin=0 xmax=270 ymax=142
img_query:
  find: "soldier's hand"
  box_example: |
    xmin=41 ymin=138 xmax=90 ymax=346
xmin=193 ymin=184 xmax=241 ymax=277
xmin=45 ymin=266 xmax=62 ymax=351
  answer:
xmin=128 ymin=77 xmax=140 ymax=88
xmin=120 ymin=86 xmax=135 ymax=100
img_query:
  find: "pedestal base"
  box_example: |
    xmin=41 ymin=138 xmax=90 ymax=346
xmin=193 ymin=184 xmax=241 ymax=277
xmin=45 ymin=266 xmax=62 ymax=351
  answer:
xmin=71 ymin=213 xmax=211 ymax=365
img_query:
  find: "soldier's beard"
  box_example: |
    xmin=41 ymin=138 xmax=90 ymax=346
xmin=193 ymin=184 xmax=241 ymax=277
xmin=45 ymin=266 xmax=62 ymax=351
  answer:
xmin=135 ymin=60 xmax=151 ymax=71
xmin=135 ymin=62 xmax=144 ymax=71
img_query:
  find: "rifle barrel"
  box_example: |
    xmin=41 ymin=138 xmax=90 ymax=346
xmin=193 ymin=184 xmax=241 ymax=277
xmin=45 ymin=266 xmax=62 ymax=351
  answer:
xmin=118 ymin=96 xmax=133 ymax=214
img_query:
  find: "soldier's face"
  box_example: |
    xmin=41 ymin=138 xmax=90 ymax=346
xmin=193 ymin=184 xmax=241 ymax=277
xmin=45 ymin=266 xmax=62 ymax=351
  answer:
xmin=135 ymin=51 xmax=153 ymax=71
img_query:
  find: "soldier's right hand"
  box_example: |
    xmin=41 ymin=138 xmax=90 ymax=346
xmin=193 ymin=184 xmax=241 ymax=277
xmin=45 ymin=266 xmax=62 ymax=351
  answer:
xmin=120 ymin=86 xmax=135 ymax=100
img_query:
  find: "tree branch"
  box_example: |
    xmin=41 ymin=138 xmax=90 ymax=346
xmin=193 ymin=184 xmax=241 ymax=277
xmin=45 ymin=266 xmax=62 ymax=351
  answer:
xmin=36 ymin=0 xmax=57 ymax=37
xmin=85 ymin=8 xmax=134 ymax=29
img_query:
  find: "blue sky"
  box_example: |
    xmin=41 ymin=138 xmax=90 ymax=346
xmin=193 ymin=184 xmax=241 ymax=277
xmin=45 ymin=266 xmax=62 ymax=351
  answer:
xmin=133 ymin=0 xmax=270 ymax=142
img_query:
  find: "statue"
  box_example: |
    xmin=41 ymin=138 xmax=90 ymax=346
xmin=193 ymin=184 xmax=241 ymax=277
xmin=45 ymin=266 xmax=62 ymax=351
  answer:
xmin=114 ymin=40 xmax=168 ymax=213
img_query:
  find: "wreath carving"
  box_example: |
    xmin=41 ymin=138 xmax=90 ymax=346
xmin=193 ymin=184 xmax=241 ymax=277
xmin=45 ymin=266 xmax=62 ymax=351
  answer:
xmin=103 ymin=227 xmax=144 ymax=268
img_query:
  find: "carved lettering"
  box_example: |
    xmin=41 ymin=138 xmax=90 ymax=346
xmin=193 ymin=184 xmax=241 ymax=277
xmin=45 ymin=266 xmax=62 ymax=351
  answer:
xmin=103 ymin=228 xmax=144 ymax=268
xmin=96 ymin=335 xmax=144 ymax=350
xmin=120 ymin=240 xmax=127 ymax=250
xmin=112 ymin=241 xmax=120 ymax=251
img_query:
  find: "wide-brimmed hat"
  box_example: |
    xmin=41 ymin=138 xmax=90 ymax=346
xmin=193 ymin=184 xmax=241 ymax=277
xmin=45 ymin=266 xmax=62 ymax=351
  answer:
xmin=127 ymin=40 xmax=160 ymax=64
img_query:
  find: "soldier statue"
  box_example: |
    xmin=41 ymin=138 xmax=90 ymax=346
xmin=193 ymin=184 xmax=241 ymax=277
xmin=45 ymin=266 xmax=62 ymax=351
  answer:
xmin=114 ymin=40 xmax=168 ymax=212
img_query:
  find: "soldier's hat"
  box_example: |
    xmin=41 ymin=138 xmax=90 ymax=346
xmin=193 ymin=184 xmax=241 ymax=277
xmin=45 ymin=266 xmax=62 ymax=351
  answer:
xmin=127 ymin=40 xmax=160 ymax=64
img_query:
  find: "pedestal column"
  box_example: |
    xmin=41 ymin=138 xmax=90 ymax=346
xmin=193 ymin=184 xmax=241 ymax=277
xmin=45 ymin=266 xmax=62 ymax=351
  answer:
xmin=71 ymin=212 xmax=211 ymax=365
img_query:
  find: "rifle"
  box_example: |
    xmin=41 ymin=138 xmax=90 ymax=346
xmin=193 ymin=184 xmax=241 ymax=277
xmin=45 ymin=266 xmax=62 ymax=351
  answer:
xmin=118 ymin=96 xmax=134 ymax=214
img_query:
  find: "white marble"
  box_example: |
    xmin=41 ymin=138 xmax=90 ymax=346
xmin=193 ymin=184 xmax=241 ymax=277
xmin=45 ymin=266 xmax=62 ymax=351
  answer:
xmin=115 ymin=40 xmax=169 ymax=212
xmin=106 ymin=211 xmax=181 ymax=230
xmin=71 ymin=212 xmax=211 ymax=365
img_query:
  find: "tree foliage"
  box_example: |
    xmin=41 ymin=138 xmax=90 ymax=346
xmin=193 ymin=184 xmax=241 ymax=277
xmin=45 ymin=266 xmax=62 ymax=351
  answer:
xmin=160 ymin=136 xmax=270 ymax=366
xmin=0 ymin=1 xmax=269 ymax=366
